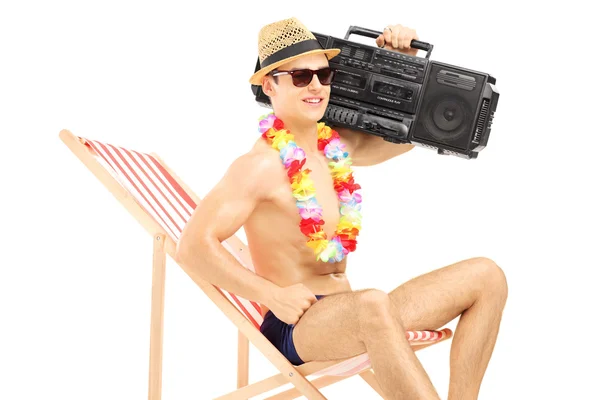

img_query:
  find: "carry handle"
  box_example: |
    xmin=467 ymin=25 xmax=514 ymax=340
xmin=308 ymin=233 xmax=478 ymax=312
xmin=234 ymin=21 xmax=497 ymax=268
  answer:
xmin=344 ymin=26 xmax=434 ymax=58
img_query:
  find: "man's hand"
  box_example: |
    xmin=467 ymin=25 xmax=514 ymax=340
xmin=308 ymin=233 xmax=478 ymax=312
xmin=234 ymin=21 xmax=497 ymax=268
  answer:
xmin=266 ymin=283 xmax=318 ymax=325
xmin=375 ymin=24 xmax=419 ymax=57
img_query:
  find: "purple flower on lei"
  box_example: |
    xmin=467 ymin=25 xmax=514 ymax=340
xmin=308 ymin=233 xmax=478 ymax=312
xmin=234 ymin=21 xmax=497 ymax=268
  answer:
xmin=280 ymin=143 xmax=306 ymax=168
xmin=324 ymin=138 xmax=348 ymax=161
xmin=258 ymin=113 xmax=277 ymax=133
xmin=296 ymin=198 xmax=323 ymax=221
xmin=338 ymin=189 xmax=362 ymax=206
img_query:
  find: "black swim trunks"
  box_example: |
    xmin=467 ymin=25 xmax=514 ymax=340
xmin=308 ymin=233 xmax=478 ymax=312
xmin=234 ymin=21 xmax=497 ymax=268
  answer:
xmin=259 ymin=294 xmax=326 ymax=366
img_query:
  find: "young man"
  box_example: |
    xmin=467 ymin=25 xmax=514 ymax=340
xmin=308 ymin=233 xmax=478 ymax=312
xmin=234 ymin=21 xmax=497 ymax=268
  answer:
xmin=176 ymin=17 xmax=507 ymax=400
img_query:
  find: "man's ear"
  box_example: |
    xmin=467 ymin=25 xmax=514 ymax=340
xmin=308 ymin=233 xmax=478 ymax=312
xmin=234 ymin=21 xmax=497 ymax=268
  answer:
xmin=262 ymin=75 xmax=276 ymax=97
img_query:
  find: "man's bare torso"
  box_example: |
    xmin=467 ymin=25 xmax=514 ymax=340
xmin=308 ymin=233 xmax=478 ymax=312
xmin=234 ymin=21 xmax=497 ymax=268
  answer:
xmin=243 ymin=137 xmax=353 ymax=317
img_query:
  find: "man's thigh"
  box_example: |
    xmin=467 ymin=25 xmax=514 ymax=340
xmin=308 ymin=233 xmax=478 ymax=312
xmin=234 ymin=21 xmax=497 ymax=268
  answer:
xmin=292 ymin=290 xmax=369 ymax=363
xmin=388 ymin=256 xmax=505 ymax=331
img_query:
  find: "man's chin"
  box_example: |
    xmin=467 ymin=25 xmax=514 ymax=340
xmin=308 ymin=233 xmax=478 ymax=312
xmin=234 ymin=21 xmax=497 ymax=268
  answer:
xmin=302 ymin=106 xmax=327 ymax=123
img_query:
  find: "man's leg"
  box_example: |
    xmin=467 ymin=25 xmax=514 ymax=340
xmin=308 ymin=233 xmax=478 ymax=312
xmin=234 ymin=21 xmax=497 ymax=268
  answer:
xmin=292 ymin=289 xmax=441 ymax=400
xmin=387 ymin=256 xmax=508 ymax=400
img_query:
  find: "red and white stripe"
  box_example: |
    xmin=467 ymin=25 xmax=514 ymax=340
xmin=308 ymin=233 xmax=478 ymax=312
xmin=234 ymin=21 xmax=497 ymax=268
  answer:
xmin=82 ymin=137 xmax=264 ymax=329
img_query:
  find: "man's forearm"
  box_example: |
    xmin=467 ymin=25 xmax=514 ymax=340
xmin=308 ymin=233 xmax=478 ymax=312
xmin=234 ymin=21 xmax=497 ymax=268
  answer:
xmin=176 ymin=238 xmax=278 ymax=305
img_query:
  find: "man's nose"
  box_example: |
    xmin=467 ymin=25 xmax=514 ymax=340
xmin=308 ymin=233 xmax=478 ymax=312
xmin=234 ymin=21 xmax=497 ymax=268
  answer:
xmin=307 ymin=74 xmax=322 ymax=90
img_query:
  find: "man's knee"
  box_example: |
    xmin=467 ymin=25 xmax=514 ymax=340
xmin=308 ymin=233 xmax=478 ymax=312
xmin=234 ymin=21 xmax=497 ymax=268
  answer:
xmin=355 ymin=289 xmax=400 ymax=336
xmin=469 ymin=257 xmax=508 ymax=301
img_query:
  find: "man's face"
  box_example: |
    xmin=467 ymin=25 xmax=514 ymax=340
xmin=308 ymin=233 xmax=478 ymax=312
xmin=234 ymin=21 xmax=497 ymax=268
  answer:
xmin=262 ymin=53 xmax=331 ymax=125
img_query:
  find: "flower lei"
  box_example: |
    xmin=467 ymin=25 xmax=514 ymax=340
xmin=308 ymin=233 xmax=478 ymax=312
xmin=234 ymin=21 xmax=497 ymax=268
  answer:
xmin=258 ymin=113 xmax=362 ymax=263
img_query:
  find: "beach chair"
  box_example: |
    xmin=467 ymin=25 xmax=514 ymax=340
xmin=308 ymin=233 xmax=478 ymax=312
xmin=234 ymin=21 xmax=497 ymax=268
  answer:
xmin=59 ymin=129 xmax=453 ymax=399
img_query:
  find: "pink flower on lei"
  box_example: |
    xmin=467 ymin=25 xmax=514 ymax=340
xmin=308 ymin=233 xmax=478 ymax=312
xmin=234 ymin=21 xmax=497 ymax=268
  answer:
xmin=324 ymin=138 xmax=348 ymax=160
xmin=280 ymin=143 xmax=306 ymax=168
xmin=258 ymin=113 xmax=277 ymax=133
xmin=296 ymin=198 xmax=323 ymax=221
xmin=338 ymin=188 xmax=362 ymax=205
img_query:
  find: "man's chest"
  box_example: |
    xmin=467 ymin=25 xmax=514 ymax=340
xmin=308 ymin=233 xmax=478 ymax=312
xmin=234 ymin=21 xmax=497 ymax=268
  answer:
xmin=271 ymin=157 xmax=342 ymax=237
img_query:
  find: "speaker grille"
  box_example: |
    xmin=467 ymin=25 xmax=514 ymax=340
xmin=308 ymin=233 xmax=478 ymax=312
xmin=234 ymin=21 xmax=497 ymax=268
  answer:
xmin=436 ymin=70 xmax=476 ymax=91
xmin=411 ymin=61 xmax=486 ymax=151
xmin=473 ymin=98 xmax=490 ymax=144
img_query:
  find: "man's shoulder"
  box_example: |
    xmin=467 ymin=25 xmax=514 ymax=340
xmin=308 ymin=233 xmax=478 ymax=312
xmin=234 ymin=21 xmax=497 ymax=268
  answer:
xmin=227 ymin=142 xmax=284 ymax=189
xmin=240 ymin=139 xmax=282 ymax=173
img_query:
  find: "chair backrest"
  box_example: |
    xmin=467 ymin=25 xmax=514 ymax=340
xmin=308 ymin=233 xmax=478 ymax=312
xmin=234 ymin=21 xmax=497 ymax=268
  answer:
xmin=80 ymin=136 xmax=264 ymax=329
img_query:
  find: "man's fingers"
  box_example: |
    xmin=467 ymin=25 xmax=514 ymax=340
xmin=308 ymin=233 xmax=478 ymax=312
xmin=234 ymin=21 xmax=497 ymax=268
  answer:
xmin=303 ymin=296 xmax=317 ymax=309
xmin=405 ymin=29 xmax=419 ymax=50
xmin=411 ymin=29 xmax=419 ymax=43
xmin=383 ymin=28 xmax=393 ymax=46
xmin=383 ymin=25 xmax=419 ymax=51
xmin=375 ymin=34 xmax=385 ymax=48
xmin=300 ymin=286 xmax=318 ymax=304
xmin=391 ymin=27 xmax=400 ymax=48
xmin=302 ymin=300 xmax=311 ymax=310
xmin=396 ymin=34 xmax=406 ymax=49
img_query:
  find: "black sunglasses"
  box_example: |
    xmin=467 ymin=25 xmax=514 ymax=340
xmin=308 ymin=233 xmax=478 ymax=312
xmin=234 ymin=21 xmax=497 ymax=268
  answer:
xmin=270 ymin=67 xmax=337 ymax=87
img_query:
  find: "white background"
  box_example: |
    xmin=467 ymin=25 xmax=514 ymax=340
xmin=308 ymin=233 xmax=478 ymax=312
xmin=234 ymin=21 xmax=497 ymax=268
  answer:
xmin=1 ymin=1 xmax=598 ymax=399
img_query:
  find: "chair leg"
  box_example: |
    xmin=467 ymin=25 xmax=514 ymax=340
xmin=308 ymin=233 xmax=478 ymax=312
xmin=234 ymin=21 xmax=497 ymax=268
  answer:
xmin=263 ymin=375 xmax=344 ymax=400
xmin=148 ymin=234 xmax=167 ymax=400
xmin=359 ymin=369 xmax=386 ymax=398
xmin=215 ymin=372 xmax=290 ymax=400
xmin=237 ymin=330 xmax=249 ymax=389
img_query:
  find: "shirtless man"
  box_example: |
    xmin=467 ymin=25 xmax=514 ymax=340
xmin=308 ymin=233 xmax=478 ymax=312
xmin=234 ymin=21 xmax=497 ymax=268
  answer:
xmin=175 ymin=17 xmax=508 ymax=400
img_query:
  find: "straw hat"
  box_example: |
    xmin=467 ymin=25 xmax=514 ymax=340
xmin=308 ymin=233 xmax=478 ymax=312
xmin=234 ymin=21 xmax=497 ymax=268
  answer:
xmin=249 ymin=17 xmax=341 ymax=85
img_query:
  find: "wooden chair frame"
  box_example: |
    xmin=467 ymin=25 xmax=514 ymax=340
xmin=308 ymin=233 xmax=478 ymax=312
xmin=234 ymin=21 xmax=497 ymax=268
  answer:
xmin=59 ymin=129 xmax=451 ymax=400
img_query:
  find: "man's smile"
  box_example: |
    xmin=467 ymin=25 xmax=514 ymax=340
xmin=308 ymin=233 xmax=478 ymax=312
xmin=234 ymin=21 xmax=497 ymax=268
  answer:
xmin=302 ymin=97 xmax=324 ymax=105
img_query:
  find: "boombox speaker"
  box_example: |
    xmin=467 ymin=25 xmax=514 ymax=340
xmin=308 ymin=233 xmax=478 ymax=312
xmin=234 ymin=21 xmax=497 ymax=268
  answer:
xmin=413 ymin=62 xmax=498 ymax=156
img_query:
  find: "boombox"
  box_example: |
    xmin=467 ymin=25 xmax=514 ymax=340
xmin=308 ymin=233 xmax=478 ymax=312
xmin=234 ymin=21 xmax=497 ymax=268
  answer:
xmin=251 ymin=26 xmax=499 ymax=159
